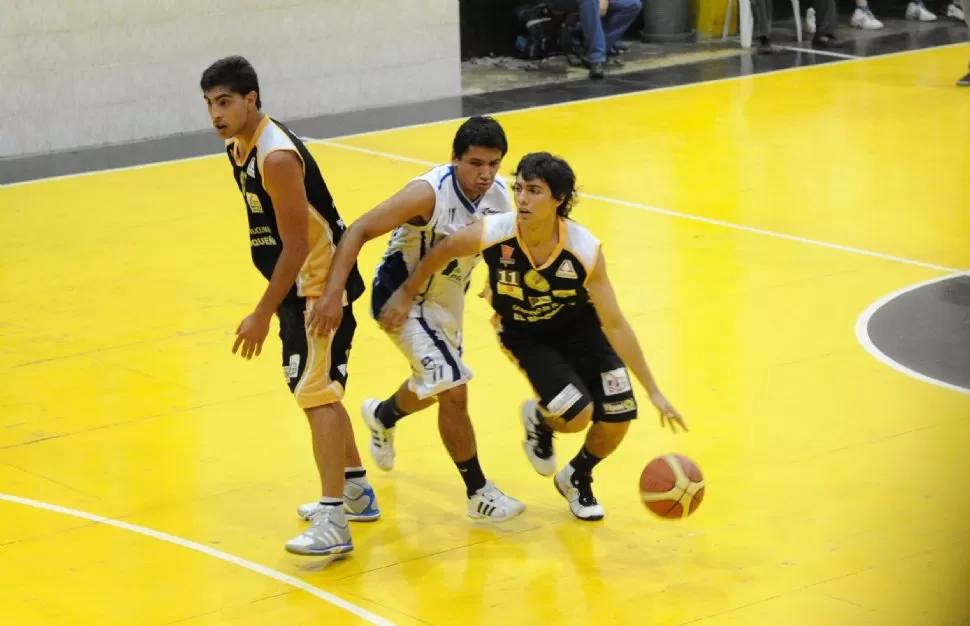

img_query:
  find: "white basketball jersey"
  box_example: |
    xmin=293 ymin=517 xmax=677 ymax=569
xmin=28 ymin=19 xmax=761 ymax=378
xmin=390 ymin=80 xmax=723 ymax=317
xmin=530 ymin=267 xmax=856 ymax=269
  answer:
xmin=372 ymin=164 xmax=512 ymax=326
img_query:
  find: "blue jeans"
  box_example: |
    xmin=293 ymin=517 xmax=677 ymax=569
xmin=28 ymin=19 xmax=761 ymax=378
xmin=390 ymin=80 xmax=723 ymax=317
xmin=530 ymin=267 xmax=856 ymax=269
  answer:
xmin=578 ymin=0 xmax=643 ymax=64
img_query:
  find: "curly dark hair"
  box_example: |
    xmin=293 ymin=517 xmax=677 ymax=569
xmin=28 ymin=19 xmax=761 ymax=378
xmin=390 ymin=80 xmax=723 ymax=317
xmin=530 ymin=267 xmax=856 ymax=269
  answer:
xmin=512 ymin=152 xmax=578 ymax=217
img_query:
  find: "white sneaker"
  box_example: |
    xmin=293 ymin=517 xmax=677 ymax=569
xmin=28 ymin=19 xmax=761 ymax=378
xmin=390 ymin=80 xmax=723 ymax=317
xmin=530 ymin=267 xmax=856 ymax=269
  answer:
xmin=467 ymin=481 xmax=526 ymax=522
xmin=554 ymin=464 xmax=605 ymax=521
xmin=906 ymin=2 xmax=938 ymax=21
xmin=285 ymin=506 xmax=353 ymax=556
xmin=805 ymin=7 xmax=817 ymax=34
xmin=520 ymin=400 xmax=557 ymax=476
xmin=850 ymin=7 xmax=884 ymax=29
xmin=947 ymin=2 xmax=965 ymax=20
xmin=361 ymin=398 xmax=395 ymax=471
xmin=297 ymin=479 xmax=381 ymax=522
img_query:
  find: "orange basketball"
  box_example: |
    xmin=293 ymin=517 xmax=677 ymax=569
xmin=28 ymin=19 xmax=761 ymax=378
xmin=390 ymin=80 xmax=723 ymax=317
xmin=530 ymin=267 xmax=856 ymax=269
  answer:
xmin=639 ymin=454 xmax=705 ymax=519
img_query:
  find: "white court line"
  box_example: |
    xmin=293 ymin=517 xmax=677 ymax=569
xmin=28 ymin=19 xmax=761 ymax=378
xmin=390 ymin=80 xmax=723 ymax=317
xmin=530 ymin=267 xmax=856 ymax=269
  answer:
xmin=311 ymin=139 xmax=962 ymax=275
xmin=855 ymin=275 xmax=970 ymax=395
xmin=1 ymin=42 xmax=963 ymax=189
xmin=0 ymin=492 xmax=398 ymax=626
xmin=773 ymin=45 xmax=862 ymax=60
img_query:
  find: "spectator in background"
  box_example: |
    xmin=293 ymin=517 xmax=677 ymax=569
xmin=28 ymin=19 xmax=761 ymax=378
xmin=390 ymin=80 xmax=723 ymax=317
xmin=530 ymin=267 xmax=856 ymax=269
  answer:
xmin=850 ymin=1 xmax=884 ymax=29
xmin=961 ymin=3 xmax=970 ymax=86
xmin=800 ymin=0 xmax=843 ymax=47
xmin=579 ymin=0 xmax=642 ymax=79
xmin=901 ymin=1 xmax=964 ymax=21
xmin=751 ymin=0 xmax=775 ymax=54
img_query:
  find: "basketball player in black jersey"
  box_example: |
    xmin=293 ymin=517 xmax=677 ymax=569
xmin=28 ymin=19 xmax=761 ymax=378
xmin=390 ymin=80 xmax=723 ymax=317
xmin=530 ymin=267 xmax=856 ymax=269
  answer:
xmin=201 ymin=56 xmax=379 ymax=555
xmin=380 ymin=152 xmax=686 ymax=521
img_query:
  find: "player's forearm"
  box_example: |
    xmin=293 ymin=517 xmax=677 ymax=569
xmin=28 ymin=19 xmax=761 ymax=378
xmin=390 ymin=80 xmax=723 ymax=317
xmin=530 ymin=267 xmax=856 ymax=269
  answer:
xmin=321 ymin=227 xmax=367 ymax=300
xmin=400 ymin=246 xmax=454 ymax=299
xmin=254 ymin=244 xmax=309 ymax=316
xmin=602 ymin=317 xmax=662 ymax=396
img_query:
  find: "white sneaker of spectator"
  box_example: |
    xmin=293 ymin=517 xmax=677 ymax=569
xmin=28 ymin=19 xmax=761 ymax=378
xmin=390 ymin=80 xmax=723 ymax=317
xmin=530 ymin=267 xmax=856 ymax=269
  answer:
xmin=851 ymin=6 xmax=884 ymax=29
xmin=906 ymin=1 xmax=938 ymax=21
xmin=805 ymin=7 xmax=817 ymax=34
xmin=946 ymin=1 xmax=965 ymax=20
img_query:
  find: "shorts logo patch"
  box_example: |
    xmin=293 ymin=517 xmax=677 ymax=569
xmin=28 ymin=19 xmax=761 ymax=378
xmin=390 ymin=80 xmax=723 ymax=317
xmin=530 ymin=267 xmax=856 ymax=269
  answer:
xmin=601 ymin=367 xmax=631 ymax=396
xmin=284 ymin=354 xmax=301 ymax=380
xmin=545 ymin=383 xmax=584 ymax=416
xmin=603 ymin=398 xmax=636 ymax=414
xmin=555 ymin=260 xmax=578 ymax=279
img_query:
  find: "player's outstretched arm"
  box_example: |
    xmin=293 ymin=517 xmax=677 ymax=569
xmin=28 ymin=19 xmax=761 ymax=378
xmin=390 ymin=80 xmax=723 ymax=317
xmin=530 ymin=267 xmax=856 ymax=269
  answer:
xmin=378 ymin=221 xmax=485 ymax=332
xmin=233 ymin=150 xmax=309 ymax=360
xmin=586 ymin=248 xmax=688 ymax=433
xmin=307 ymin=180 xmax=436 ymax=338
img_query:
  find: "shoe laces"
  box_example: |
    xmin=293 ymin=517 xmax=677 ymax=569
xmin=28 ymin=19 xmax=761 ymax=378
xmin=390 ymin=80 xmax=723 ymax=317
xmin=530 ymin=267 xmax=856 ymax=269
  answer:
xmin=570 ymin=471 xmax=598 ymax=507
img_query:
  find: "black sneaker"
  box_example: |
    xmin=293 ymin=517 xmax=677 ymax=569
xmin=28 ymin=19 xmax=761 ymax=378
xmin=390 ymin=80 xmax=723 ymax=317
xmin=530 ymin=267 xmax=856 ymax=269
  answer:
xmin=520 ymin=400 xmax=557 ymax=476
xmin=958 ymin=72 xmax=970 ymax=87
xmin=554 ymin=465 xmax=605 ymax=521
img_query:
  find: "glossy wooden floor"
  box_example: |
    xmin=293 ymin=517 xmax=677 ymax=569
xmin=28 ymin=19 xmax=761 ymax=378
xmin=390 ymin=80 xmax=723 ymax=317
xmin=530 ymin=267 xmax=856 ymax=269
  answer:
xmin=2 ymin=45 xmax=969 ymax=626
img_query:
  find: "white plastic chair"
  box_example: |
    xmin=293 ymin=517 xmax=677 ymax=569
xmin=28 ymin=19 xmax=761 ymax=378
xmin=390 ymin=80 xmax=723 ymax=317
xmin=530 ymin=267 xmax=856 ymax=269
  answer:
xmin=722 ymin=0 xmax=802 ymax=49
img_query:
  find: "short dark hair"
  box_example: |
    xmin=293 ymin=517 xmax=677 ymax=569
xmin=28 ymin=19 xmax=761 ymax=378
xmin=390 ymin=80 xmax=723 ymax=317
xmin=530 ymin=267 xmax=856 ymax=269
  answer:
xmin=513 ymin=152 xmax=578 ymax=217
xmin=200 ymin=56 xmax=262 ymax=109
xmin=453 ymin=116 xmax=508 ymax=159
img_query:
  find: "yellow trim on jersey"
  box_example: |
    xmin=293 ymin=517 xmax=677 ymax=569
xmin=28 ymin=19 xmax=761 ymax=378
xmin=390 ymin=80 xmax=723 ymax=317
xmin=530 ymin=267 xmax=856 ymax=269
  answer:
xmin=516 ymin=218 xmax=567 ymax=271
xmin=231 ymin=115 xmax=271 ymax=167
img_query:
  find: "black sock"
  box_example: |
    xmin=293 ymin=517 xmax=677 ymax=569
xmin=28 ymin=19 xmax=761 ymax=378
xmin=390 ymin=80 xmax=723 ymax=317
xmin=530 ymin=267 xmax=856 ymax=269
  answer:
xmin=318 ymin=496 xmax=342 ymax=507
xmin=375 ymin=395 xmax=409 ymax=429
xmin=455 ymin=455 xmax=488 ymax=497
xmin=569 ymin=446 xmax=603 ymax=476
xmin=344 ymin=466 xmax=366 ymax=480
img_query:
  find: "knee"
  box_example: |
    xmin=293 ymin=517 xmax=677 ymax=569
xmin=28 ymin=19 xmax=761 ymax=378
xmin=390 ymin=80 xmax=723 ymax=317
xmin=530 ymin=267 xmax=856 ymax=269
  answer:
xmin=557 ymin=403 xmax=594 ymax=433
xmin=436 ymin=385 xmax=468 ymax=416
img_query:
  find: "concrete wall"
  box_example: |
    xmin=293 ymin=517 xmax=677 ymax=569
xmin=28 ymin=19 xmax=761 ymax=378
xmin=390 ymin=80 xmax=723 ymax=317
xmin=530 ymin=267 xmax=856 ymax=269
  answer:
xmin=0 ymin=0 xmax=461 ymax=158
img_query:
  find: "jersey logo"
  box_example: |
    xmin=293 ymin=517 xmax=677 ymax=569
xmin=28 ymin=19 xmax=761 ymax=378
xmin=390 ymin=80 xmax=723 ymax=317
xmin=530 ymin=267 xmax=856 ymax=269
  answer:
xmin=500 ymin=244 xmax=515 ymax=266
xmin=524 ymin=270 xmax=550 ymax=293
xmin=246 ymin=159 xmax=256 ymax=178
xmin=497 ymin=284 xmax=524 ymax=300
xmin=245 ymin=192 xmax=264 ymax=214
xmin=555 ymin=260 xmax=578 ymax=279
xmin=552 ymin=289 xmax=576 ymax=298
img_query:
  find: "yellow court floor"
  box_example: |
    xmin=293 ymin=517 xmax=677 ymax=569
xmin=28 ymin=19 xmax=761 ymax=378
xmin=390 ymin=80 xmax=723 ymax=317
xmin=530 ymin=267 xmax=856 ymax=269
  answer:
xmin=2 ymin=45 xmax=969 ymax=625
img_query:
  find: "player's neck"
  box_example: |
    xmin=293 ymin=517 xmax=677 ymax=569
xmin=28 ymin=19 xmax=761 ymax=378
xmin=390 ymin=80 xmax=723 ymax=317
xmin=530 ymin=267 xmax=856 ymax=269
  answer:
xmin=457 ymin=182 xmax=483 ymax=204
xmin=519 ymin=216 xmax=559 ymax=251
xmin=235 ymin=112 xmax=266 ymax=152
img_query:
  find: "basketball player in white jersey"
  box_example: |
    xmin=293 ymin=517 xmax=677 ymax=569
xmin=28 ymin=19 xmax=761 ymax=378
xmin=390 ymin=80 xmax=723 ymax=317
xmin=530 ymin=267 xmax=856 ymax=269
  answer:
xmin=306 ymin=116 xmax=525 ymax=522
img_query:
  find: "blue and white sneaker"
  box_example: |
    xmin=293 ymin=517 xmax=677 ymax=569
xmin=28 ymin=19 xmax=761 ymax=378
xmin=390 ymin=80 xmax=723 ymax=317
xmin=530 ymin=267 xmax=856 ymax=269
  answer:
xmin=285 ymin=506 xmax=353 ymax=556
xmin=297 ymin=479 xmax=381 ymax=522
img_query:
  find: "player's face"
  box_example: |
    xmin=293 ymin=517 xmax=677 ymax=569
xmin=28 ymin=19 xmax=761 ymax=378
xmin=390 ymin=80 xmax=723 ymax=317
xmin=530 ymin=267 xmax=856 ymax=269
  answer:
xmin=452 ymin=147 xmax=504 ymax=197
xmin=513 ymin=175 xmax=560 ymax=225
xmin=203 ymin=87 xmax=254 ymax=139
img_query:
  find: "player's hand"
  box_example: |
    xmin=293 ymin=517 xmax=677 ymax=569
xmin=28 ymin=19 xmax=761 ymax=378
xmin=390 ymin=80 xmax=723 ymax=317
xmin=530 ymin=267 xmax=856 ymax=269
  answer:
xmin=478 ymin=281 xmax=491 ymax=299
xmin=378 ymin=289 xmax=412 ymax=333
xmin=233 ymin=311 xmax=271 ymax=360
xmin=650 ymin=391 xmax=687 ymax=433
xmin=306 ymin=293 xmax=342 ymax=339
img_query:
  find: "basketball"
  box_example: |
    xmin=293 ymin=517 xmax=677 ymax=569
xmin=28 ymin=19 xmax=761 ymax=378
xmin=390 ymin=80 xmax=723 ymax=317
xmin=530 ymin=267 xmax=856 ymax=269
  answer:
xmin=639 ymin=454 xmax=705 ymax=519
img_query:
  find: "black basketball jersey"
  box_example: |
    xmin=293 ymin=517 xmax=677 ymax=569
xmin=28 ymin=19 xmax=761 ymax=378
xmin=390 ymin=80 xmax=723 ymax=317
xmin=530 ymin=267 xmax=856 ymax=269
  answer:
xmin=480 ymin=212 xmax=602 ymax=335
xmin=226 ymin=116 xmax=364 ymax=304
